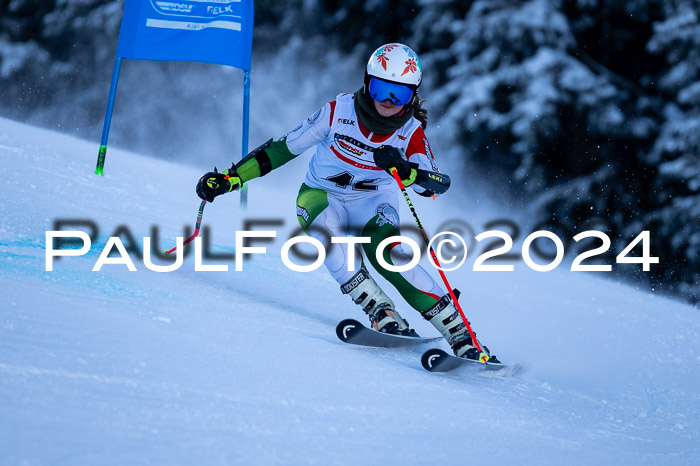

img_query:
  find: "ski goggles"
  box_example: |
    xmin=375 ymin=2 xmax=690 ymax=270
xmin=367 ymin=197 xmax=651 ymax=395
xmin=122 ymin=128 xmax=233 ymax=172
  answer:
xmin=368 ymin=77 xmax=415 ymax=106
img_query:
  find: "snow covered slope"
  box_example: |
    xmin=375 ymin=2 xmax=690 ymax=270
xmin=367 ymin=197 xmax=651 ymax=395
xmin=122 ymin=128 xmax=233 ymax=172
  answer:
xmin=0 ymin=117 xmax=698 ymax=465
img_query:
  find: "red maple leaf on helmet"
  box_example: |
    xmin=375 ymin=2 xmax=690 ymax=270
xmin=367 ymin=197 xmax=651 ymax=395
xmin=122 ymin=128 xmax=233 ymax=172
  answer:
xmin=383 ymin=44 xmax=398 ymax=53
xmin=401 ymin=58 xmax=417 ymax=76
xmin=377 ymin=53 xmax=390 ymax=70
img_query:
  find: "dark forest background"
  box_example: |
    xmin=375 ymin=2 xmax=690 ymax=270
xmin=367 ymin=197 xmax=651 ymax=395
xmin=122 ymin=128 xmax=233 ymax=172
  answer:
xmin=0 ymin=0 xmax=698 ymax=303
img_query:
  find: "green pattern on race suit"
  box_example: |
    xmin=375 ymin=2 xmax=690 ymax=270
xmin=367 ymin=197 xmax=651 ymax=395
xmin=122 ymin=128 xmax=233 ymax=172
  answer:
xmin=361 ymin=217 xmax=439 ymax=312
xmin=295 ymin=184 xmax=330 ymax=234
xmin=236 ymin=138 xmax=300 ymax=183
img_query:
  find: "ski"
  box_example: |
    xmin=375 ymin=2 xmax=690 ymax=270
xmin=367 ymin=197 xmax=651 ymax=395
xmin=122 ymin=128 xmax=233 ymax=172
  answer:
xmin=336 ymin=318 xmax=442 ymax=348
xmin=421 ymin=348 xmax=507 ymax=372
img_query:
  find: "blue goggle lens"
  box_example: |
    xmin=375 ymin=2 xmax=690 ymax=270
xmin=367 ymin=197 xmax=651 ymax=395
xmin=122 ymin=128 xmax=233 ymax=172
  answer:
xmin=368 ymin=78 xmax=414 ymax=106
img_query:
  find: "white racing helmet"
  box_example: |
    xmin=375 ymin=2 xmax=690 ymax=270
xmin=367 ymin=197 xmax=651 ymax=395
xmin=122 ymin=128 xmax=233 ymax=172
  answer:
xmin=365 ymin=43 xmax=422 ymax=106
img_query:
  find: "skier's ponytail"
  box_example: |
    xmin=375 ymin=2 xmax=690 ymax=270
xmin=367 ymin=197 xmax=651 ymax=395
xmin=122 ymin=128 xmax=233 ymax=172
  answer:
xmin=412 ymin=97 xmax=428 ymax=129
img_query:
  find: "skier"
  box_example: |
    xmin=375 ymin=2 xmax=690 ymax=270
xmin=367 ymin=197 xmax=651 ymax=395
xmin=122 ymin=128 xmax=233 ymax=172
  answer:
xmin=196 ymin=43 xmax=495 ymax=362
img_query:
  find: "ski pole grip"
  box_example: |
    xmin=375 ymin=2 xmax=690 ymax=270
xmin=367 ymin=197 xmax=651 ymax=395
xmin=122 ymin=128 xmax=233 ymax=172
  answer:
xmin=390 ymin=167 xmax=406 ymax=190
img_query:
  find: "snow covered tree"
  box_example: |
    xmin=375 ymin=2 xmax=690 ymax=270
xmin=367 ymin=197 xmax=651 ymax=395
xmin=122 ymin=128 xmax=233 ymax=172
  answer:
xmin=642 ymin=0 xmax=700 ymax=302
xmin=0 ymin=0 xmax=121 ymax=120
xmin=410 ymin=0 xmax=697 ymax=302
xmin=297 ymin=0 xmax=421 ymax=56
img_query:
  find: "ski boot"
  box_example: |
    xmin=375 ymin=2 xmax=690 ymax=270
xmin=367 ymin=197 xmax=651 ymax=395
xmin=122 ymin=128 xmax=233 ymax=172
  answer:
xmin=422 ymin=290 xmax=500 ymax=363
xmin=340 ymin=268 xmax=417 ymax=336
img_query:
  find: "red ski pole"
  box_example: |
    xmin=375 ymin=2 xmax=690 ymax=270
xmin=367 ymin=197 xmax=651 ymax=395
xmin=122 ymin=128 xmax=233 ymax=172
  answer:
xmin=165 ymin=200 xmax=207 ymax=255
xmin=389 ymin=168 xmax=488 ymax=362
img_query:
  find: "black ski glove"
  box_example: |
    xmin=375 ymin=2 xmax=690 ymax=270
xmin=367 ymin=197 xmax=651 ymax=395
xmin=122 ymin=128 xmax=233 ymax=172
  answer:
xmin=373 ymin=145 xmax=417 ymax=186
xmin=196 ymin=167 xmax=242 ymax=202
